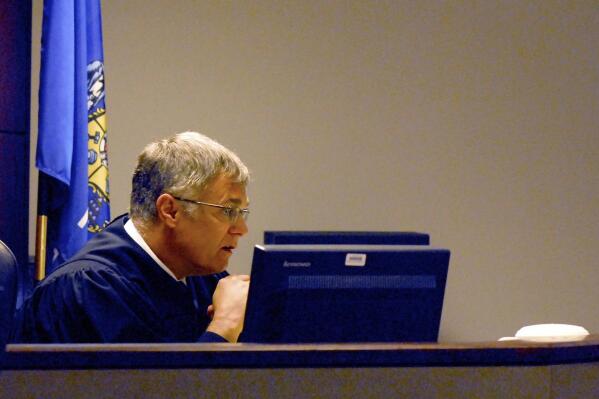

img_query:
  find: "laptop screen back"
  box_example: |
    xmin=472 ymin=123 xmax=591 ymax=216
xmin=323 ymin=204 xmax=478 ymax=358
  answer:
xmin=240 ymin=245 xmax=450 ymax=343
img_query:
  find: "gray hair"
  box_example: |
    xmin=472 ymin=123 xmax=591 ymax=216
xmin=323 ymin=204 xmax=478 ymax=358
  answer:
xmin=129 ymin=131 xmax=250 ymax=223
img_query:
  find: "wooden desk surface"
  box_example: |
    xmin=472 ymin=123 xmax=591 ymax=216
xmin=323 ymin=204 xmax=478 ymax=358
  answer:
xmin=2 ymin=337 xmax=599 ymax=398
xmin=3 ymin=335 xmax=599 ymax=369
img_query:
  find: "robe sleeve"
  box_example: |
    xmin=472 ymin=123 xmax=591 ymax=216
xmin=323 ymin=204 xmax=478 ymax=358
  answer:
xmin=198 ymin=331 xmax=228 ymax=343
xmin=16 ymin=264 xmax=165 ymax=343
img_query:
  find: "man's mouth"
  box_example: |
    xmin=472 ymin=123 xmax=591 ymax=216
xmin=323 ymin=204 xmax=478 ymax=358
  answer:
xmin=222 ymin=246 xmax=235 ymax=253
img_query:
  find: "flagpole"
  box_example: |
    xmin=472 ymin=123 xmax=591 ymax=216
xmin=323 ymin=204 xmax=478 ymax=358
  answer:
xmin=35 ymin=172 xmax=49 ymax=281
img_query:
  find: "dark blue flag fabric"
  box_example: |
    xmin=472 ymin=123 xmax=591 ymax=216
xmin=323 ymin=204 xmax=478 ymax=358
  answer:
xmin=36 ymin=0 xmax=110 ymax=274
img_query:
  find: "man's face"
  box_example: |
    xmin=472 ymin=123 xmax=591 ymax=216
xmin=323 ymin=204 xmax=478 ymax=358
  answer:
xmin=174 ymin=174 xmax=249 ymax=276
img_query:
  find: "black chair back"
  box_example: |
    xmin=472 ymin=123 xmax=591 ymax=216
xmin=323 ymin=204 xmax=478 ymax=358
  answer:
xmin=0 ymin=240 xmax=18 ymax=347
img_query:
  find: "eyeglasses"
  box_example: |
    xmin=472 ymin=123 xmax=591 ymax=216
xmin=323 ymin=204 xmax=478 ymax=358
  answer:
xmin=171 ymin=196 xmax=250 ymax=224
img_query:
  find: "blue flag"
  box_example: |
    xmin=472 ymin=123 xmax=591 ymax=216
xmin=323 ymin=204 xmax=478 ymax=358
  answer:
xmin=36 ymin=0 xmax=110 ymax=274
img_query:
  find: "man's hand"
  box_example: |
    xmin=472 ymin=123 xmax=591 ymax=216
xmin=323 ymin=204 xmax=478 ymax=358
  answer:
xmin=205 ymin=274 xmax=250 ymax=342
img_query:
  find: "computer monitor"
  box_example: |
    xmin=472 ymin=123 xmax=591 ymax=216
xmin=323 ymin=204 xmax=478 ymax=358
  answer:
xmin=264 ymin=231 xmax=430 ymax=245
xmin=240 ymin=244 xmax=450 ymax=343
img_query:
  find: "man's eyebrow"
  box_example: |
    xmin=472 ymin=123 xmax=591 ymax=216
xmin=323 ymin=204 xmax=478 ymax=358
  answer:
xmin=226 ymin=198 xmax=250 ymax=207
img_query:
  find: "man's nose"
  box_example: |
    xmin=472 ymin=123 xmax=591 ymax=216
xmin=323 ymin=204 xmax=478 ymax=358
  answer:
xmin=230 ymin=215 xmax=248 ymax=235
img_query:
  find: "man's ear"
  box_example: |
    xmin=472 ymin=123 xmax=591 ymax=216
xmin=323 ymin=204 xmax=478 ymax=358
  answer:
xmin=155 ymin=193 xmax=179 ymax=228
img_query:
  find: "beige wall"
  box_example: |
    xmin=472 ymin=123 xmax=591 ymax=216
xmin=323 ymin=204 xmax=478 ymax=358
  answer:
xmin=29 ymin=0 xmax=599 ymax=341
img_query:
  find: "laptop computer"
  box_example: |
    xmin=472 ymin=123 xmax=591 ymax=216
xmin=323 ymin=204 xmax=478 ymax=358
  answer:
xmin=240 ymin=244 xmax=450 ymax=343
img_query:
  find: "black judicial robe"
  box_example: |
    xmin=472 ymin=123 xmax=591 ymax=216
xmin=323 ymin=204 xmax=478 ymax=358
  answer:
xmin=14 ymin=215 xmax=227 ymax=343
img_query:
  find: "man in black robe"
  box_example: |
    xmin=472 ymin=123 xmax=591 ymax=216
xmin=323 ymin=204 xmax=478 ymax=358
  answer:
xmin=14 ymin=132 xmax=251 ymax=343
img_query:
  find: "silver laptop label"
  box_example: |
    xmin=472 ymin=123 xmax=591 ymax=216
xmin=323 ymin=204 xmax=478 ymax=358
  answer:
xmin=345 ymin=253 xmax=367 ymax=267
